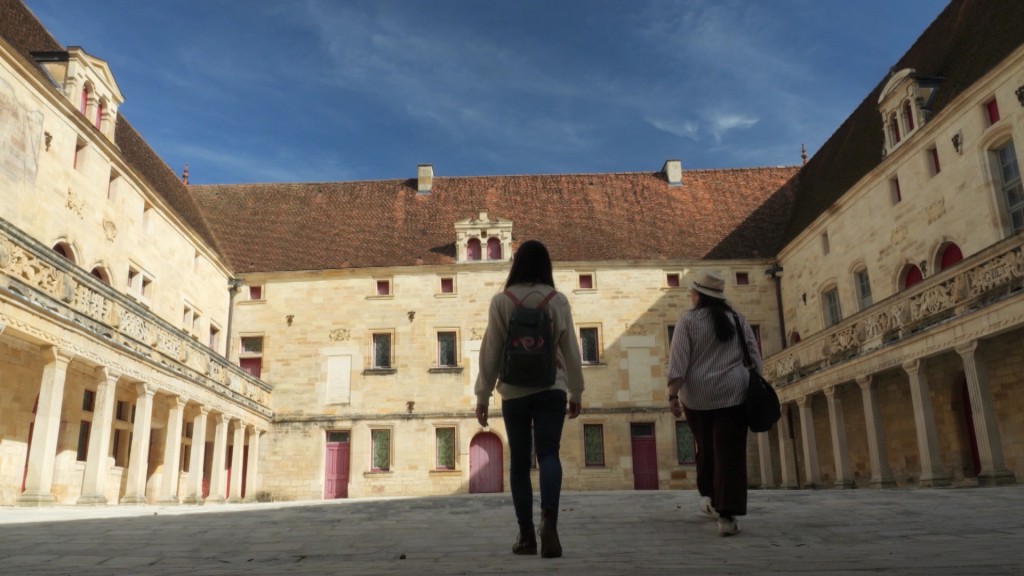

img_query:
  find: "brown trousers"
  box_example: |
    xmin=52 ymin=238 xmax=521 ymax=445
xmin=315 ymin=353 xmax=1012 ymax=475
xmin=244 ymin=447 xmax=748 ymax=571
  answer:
xmin=684 ymin=403 xmax=748 ymax=517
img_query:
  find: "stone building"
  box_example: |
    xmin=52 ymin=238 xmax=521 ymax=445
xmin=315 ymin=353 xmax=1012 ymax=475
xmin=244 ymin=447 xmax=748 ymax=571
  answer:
xmin=0 ymin=0 xmax=1019 ymax=506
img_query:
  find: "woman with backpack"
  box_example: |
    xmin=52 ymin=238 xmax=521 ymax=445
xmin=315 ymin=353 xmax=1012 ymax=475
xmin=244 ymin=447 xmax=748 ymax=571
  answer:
xmin=667 ymin=271 xmax=762 ymax=537
xmin=475 ymin=240 xmax=585 ymax=559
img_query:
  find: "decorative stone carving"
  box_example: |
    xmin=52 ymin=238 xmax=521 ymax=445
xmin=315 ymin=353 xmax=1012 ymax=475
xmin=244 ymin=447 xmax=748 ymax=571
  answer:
xmin=103 ymin=219 xmax=118 ymax=242
xmin=329 ymin=328 xmax=350 ymax=342
xmin=66 ymin=188 xmax=85 ymax=218
xmin=623 ymin=322 xmax=646 ymax=336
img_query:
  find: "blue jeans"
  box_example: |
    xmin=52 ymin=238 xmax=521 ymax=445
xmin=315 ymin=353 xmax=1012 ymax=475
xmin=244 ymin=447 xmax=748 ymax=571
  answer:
xmin=502 ymin=389 xmax=567 ymax=528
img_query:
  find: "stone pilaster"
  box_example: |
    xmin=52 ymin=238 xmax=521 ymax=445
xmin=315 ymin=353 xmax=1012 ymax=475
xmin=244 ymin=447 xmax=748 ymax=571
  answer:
xmin=903 ymin=360 xmax=950 ymax=487
xmin=956 ymin=341 xmax=1016 ymax=485
xmin=121 ymin=382 xmax=157 ymax=504
xmin=78 ymin=366 xmax=120 ymax=505
xmin=857 ymin=375 xmax=896 ymax=488
xmin=228 ymin=419 xmax=246 ymax=503
xmin=777 ymin=404 xmax=799 ymax=489
xmin=824 ymin=384 xmax=855 ymax=488
xmin=156 ymin=396 xmax=187 ymax=505
xmin=17 ymin=347 xmax=73 ymax=507
xmin=797 ymin=396 xmax=821 ymax=488
xmin=182 ymin=407 xmax=209 ymax=504
xmin=206 ymin=413 xmax=230 ymax=503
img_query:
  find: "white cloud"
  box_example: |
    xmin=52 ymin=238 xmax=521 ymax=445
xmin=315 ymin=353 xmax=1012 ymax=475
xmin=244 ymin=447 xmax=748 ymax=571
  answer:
xmin=646 ymin=116 xmax=699 ymax=140
xmin=706 ymin=112 xmax=759 ymax=142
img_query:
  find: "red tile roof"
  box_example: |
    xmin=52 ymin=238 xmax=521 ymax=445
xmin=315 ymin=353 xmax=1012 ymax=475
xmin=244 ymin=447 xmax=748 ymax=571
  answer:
xmin=190 ymin=167 xmax=798 ymax=273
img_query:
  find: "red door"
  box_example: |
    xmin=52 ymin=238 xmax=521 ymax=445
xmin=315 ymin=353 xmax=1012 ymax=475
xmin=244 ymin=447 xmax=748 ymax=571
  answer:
xmin=631 ymin=423 xmax=659 ymax=490
xmin=325 ymin=431 xmax=351 ymax=499
xmin=469 ymin=432 xmax=503 ymax=493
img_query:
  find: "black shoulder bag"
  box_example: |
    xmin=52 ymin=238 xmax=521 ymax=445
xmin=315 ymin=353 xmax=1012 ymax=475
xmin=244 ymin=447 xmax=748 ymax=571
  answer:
xmin=732 ymin=314 xmax=781 ymax=433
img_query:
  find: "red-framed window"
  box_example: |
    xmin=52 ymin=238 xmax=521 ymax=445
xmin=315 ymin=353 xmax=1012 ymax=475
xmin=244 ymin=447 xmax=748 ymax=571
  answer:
xmin=666 ymin=273 xmax=680 ymax=287
xmin=486 ymin=237 xmax=502 ymax=260
xmin=467 ymin=238 xmax=481 ymax=261
xmin=986 ymin=98 xmax=1000 ymax=125
xmin=902 ymin=264 xmax=924 ymax=290
xmin=578 ymin=273 xmax=594 ymax=289
xmin=939 ymin=243 xmax=963 ymax=271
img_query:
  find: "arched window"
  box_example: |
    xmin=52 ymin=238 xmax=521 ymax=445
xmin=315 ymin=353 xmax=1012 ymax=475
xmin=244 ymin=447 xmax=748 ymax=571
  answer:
xmin=52 ymin=242 xmax=75 ymax=264
xmin=902 ymin=100 xmax=915 ymax=133
xmin=790 ymin=331 xmax=802 ymax=345
xmin=90 ymin=266 xmax=111 ymax=285
xmin=938 ymin=243 xmax=963 ymax=271
xmin=486 ymin=237 xmax=502 ymax=260
xmin=888 ymin=113 xmax=901 ymax=146
xmin=467 ymin=238 xmax=482 ymax=261
xmin=80 ymin=85 xmax=89 ymax=114
xmin=901 ymin=264 xmax=923 ymax=291
xmin=94 ymin=100 xmax=105 ymax=129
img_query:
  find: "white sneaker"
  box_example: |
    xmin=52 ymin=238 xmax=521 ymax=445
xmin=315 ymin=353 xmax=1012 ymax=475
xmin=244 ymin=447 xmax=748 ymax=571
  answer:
xmin=717 ymin=516 xmax=740 ymax=536
xmin=699 ymin=496 xmax=719 ymax=519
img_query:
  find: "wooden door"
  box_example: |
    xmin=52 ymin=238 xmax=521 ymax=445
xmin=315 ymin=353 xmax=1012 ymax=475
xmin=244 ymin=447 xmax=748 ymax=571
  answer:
xmin=469 ymin=432 xmax=503 ymax=493
xmin=631 ymin=423 xmax=659 ymax=490
xmin=325 ymin=431 xmax=351 ymax=499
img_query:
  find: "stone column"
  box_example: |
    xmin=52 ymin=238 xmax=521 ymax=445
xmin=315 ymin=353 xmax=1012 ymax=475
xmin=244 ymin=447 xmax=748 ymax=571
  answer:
xmin=121 ymin=382 xmax=157 ymax=504
xmin=796 ymin=396 xmax=821 ymax=488
xmin=156 ymin=396 xmax=187 ymax=504
xmin=903 ymin=360 xmax=950 ymax=487
xmin=824 ymin=384 xmax=855 ymax=488
xmin=17 ymin=347 xmax=74 ymax=507
xmin=206 ymin=414 xmax=230 ymax=503
xmin=78 ymin=366 xmax=120 ymax=505
xmin=757 ymin=432 xmax=774 ymax=489
xmin=182 ymin=407 xmax=209 ymax=504
xmin=777 ymin=404 xmax=799 ymax=489
xmin=244 ymin=427 xmax=262 ymax=502
xmin=956 ymin=341 xmax=1015 ymax=485
xmin=228 ymin=419 xmax=246 ymax=503
xmin=857 ymin=375 xmax=896 ymax=488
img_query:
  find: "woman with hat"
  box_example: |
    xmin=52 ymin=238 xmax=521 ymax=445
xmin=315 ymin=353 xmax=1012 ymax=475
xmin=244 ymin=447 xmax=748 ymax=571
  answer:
xmin=667 ymin=271 xmax=762 ymax=536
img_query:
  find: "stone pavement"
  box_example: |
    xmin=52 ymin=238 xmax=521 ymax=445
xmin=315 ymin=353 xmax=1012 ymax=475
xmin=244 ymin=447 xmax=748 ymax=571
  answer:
xmin=0 ymin=486 xmax=1022 ymax=576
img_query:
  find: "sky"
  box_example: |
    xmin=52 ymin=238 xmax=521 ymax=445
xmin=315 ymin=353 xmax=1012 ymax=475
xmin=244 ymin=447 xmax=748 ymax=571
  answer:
xmin=24 ymin=0 xmax=949 ymax=185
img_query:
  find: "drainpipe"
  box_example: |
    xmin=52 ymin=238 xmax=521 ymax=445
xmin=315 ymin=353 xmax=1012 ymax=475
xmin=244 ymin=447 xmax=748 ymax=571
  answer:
xmin=766 ymin=264 xmax=787 ymax=350
xmin=225 ymin=278 xmax=243 ymax=361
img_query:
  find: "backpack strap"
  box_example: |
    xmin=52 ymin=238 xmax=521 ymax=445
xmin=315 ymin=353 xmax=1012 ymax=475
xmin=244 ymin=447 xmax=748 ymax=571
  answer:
xmin=504 ymin=289 xmax=557 ymax=309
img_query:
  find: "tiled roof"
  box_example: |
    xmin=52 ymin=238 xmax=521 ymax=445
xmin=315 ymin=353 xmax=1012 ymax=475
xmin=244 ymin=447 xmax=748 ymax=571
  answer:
xmin=0 ymin=0 xmax=221 ymax=253
xmin=190 ymin=167 xmax=798 ymax=273
xmin=781 ymin=0 xmax=1024 ymax=245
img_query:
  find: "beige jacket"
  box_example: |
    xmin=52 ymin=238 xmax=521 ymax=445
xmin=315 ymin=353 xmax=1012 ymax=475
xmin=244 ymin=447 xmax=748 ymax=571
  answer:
xmin=474 ymin=283 xmax=585 ymax=406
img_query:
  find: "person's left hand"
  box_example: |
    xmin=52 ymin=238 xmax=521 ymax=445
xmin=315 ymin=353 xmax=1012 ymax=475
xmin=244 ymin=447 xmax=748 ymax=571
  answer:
xmin=567 ymin=401 xmax=581 ymax=419
xmin=669 ymin=398 xmax=683 ymax=418
xmin=476 ymin=404 xmax=489 ymax=427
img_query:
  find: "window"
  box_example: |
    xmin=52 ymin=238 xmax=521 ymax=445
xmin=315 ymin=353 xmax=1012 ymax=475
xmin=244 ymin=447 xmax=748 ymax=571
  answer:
xmin=82 ymin=390 xmax=96 ymax=412
xmin=855 ymin=268 xmax=873 ymax=310
xmin=583 ymin=424 xmax=605 ymax=467
xmin=938 ymin=243 xmax=963 ymax=271
xmin=750 ymin=324 xmax=763 ymax=358
xmin=486 ymin=237 xmax=502 ymax=260
xmin=666 ymin=324 xmax=676 ymax=348
xmin=889 ymin=177 xmax=902 ymax=204
xmin=579 ymin=327 xmax=600 ymax=364
xmin=822 ymin=287 xmax=842 ymax=327
xmin=888 ymin=112 xmax=901 ymax=146
xmin=666 ymin=273 xmax=680 ymax=288
xmin=182 ymin=304 xmax=194 ymax=332
xmin=675 ymin=421 xmax=695 ymax=464
xmin=578 ymin=273 xmax=594 ymax=289
xmin=372 ymin=332 xmax=392 ymax=369
xmin=94 ymin=100 xmax=104 ymax=129
xmin=928 ymin=147 xmax=941 ymax=175
xmin=735 ymin=272 xmax=749 ymax=286
xmin=52 ymin=242 xmax=75 ymax=263
xmin=467 ymin=238 xmax=482 ymax=261
xmin=79 ymin=84 xmax=89 ymax=114
xmin=375 ymin=279 xmax=391 ymax=296
xmin=435 ymin=427 xmax=456 ymax=470
xmin=208 ymin=324 xmax=221 ymax=350
xmin=107 ymin=171 xmax=119 ymax=201
xmin=90 ymin=266 xmax=110 ymax=285
xmin=901 ymin=264 xmax=924 ymax=291
xmin=142 ymin=202 xmax=154 ymax=232
xmin=995 ymin=141 xmax=1024 ymax=233
xmin=985 ymin=98 xmax=1000 ymax=126
xmin=437 ymin=331 xmax=458 ymax=367
xmin=73 ymin=139 xmax=86 ymax=170
xmin=127 ymin=265 xmax=154 ymax=301
xmin=902 ymin=100 xmax=915 ymax=133
xmin=371 ymin=429 xmax=391 ymax=471
xmin=821 ymin=232 xmax=830 ymax=255
xmin=249 ymin=285 xmax=263 ymax=300
xmin=76 ymin=421 xmax=91 ymax=462
xmin=115 ymin=400 xmax=129 ymax=421
xmin=439 ymin=277 xmax=455 ymax=294
xmin=239 ymin=336 xmax=264 ymax=378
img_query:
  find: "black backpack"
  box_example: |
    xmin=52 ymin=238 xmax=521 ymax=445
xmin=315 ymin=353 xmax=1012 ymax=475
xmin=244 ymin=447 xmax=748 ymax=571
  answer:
xmin=499 ymin=289 xmax=558 ymax=387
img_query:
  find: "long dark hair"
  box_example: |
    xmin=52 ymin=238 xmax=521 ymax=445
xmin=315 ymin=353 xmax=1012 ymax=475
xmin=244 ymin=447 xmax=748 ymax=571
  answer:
xmin=694 ymin=291 xmax=736 ymax=342
xmin=505 ymin=240 xmax=556 ymax=289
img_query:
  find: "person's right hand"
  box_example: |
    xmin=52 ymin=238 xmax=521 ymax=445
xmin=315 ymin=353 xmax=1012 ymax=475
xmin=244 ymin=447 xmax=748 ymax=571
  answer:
xmin=567 ymin=401 xmax=581 ymax=419
xmin=669 ymin=398 xmax=683 ymax=418
xmin=476 ymin=404 xmax=489 ymax=427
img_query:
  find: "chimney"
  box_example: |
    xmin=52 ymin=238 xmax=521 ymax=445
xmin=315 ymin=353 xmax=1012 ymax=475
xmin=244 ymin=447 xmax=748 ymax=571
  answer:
xmin=417 ymin=164 xmax=433 ymax=194
xmin=662 ymin=159 xmax=682 ymax=186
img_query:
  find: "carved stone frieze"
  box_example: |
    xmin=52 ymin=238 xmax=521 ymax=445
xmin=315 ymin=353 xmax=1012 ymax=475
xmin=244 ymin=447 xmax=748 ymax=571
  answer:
xmin=328 ymin=328 xmax=350 ymax=342
xmin=103 ymin=220 xmax=118 ymax=242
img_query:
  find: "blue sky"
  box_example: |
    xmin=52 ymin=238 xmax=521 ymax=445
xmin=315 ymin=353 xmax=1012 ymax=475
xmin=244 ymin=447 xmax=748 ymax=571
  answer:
xmin=25 ymin=0 xmax=948 ymax=185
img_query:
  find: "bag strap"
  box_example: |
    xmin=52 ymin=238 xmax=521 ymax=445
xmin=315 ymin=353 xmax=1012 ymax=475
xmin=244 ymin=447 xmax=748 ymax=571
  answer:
xmin=504 ymin=289 xmax=556 ymax=309
xmin=732 ymin=313 xmax=755 ymax=370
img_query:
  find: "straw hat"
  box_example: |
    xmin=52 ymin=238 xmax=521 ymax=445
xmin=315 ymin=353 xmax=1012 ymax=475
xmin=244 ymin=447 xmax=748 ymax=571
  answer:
xmin=691 ymin=271 xmax=726 ymax=299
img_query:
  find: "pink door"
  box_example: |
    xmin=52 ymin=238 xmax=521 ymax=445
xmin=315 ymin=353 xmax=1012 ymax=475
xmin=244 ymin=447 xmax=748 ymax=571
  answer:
xmin=469 ymin=432 xmax=503 ymax=493
xmin=631 ymin=423 xmax=659 ymax=490
xmin=325 ymin=431 xmax=350 ymax=499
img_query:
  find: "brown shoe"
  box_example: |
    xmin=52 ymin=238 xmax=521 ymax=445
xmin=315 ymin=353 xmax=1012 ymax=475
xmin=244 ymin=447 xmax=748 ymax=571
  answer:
xmin=512 ymin=525 xmax=537 ymax=555
xmin=539 ymin=508 xmax=562 ymax=558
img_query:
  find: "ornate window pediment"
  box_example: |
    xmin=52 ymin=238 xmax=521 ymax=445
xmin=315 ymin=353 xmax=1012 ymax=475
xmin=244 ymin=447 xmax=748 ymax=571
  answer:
xmin=453 ymin=210 xmax=512 ymax=262
xmin=33 ymin=47 xmax=124 ymax=141
xmin=878 ymin=68 xmax=942 ymax=155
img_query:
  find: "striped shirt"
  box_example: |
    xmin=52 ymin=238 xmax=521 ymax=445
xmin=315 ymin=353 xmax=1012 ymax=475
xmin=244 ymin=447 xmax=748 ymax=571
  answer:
xmin=667 ymin=307 xmax=762 ymax=411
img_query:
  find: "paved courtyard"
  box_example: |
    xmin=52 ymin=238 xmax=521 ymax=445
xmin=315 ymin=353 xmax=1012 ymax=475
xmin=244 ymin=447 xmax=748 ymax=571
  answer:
xmin=0 ymin=486 xmax=1022 ymax=575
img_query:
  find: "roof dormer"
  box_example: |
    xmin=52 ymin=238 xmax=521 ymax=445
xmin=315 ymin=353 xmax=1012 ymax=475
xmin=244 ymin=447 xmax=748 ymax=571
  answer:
xmin=878 ymin=68 xmax=942 ymax=156
xmin=453 ymin=209 xmax=513 ymax=262
xmin=35 ymin=47 xmax=124 ymax=142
